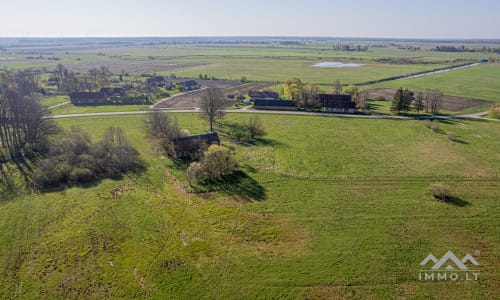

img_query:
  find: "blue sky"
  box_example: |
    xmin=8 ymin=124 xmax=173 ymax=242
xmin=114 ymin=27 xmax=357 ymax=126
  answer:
xmin=1 ymin=0 xmax=499 ymax=38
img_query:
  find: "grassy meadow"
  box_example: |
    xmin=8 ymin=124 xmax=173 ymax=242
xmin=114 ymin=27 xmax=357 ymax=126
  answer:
xmin=372 ymin=63 xmax=500 ymax=102
xmin=1 ymin=113 xmax=499 ymax=299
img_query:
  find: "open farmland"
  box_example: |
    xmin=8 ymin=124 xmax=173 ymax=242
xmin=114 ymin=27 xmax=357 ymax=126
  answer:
xmin=1 ymin=113 xmax=499 ymax=299
xmin=371 ymin=63 xmax=500 ymax=102
xmin=1 ymin=36 xmax=500 ymax=300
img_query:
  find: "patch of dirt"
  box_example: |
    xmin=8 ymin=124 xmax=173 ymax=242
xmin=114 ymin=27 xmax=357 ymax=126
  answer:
xmin=364 ymin=88 xmax=492 ymax=113
xmin=155 ymin=82 xmax=276 ymax=108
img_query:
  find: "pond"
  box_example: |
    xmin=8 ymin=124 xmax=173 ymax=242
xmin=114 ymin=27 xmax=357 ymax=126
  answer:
xmin=312 ymin=62 xmax=364 ymax=68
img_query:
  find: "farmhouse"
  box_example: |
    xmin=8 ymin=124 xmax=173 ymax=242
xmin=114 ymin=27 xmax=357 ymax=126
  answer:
xmin=70 ymin=92 xmax=107 ymax=105
xmin=172 ymin=133 xmax=220 ymax=158
xmin=254 ymin=99 xmax=297 ymax=111
xmin=177 ymin=80 xmax=201 ymax=91
xmin=146 ymin=76 xmax=166 ymax=87
xmin=319 ymin=94 xmax=357 ymax=113
xmin=249 ymin=91 xmax=280 ymax=101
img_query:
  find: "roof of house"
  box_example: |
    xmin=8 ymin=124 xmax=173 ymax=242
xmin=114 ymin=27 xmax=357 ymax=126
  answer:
xmin=178 ymin=80 xmax=199 ymax=87
xmin=172 ymin=133 xmax=220 ymax=156
xmin=318 ymin=94 xmax=356 ymax=109
xmin=249 ymin=91 xmax=280 ymax=99
xmin=254 ymin=99 xmax=296 ymax=107
xmin=146 ymin=76 xmax=166 ymax=84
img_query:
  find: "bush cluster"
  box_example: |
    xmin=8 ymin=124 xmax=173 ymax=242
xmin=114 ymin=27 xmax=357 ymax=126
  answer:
xmin=186 ymin=145 xmax=237 ymax=183
xmin=33 ymin=126 xmax=144 ymax=190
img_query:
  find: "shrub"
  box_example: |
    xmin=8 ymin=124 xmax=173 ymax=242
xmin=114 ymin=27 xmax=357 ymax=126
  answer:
xmin=245 ymin=116 xmax=266 ymax=140
xmin=428 ymin=183 xmax=451 ymax=201
xmin=69 ymin=168 xmax=94 ymax=183
xmin=447 ymin=133 xmax=457 ymax=141
xmin=229 ymin=124 xmax=251 ymax=143
xmin=187 ymin=145 xmax=237 ymax=183
xmin=425 ymin=120 xmax=439 ymax=132
xmin=488 ymin=104 xmax=500 ymax=119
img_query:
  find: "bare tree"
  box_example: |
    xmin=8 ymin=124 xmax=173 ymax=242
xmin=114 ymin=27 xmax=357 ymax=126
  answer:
xmin=53 ymin=64 xmax=67 ymax=92
xmin=0 ymin=72 xmax=56 ymax=159
xmin=414 ymin=92 xmax=424 ymax=113
xmin=245 ymin=116 xmax=266 ymax=139
xmin=333 ymin=80 xmax=342 ymax=95
xmin=423 ymin=89 xmax=443 ymax=114
xmin=200 ymin=88 xmax=226 ymax=132
xmin=355 ymin=91 xmax=368 ymax=111
xmin=144 ymin=110 xmax=181 ymax=153
xmin=429 ymin=89 xmax=443 ymax=114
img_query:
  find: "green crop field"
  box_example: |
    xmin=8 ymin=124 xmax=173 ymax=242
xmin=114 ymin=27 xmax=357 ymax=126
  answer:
xmin=1 ymin=113 xmax=499 ymax=299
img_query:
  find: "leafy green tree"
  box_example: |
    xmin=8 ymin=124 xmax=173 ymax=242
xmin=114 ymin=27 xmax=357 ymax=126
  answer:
xmin=391 ymin=88 xmax=414 ymax=113
xmin=283 ymin=78 xmax=304 ymax=102
xmin=344 ymin=84 xmax=360 ymax=102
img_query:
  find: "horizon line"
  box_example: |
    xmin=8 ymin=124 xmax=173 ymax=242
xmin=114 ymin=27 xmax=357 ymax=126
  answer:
xmin=1 ymin=35 xmax=500 ymax=41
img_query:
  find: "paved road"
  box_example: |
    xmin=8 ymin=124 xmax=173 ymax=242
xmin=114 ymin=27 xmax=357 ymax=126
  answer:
xmin=47 ymin=101 xmax=70 ymax=110
xmin=47 ymin=108 xmax=494 ymax=121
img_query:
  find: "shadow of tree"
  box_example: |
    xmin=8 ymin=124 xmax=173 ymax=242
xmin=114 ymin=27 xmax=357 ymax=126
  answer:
xmin=450 ymin=138 xmax=469 ymax=145
xmin=196 ymin=170 xmax=266 ymax=202
xmin=444 ymin=196 xmax=471 ymax=207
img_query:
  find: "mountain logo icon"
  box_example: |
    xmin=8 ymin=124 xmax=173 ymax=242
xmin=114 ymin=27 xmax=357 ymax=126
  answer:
xmin=420 ymin=251 xmax=479 ymax=270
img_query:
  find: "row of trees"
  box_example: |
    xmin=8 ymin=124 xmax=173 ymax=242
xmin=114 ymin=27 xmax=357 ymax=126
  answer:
xmin=52 ymin=64 xmax=113 ymax=93
xmin=283 ymin=78 xmax=368 ymax=111
xmin=283 ymin=78 xmax=321 ymax=109
xmin=433 ymin=45 xmax=500 ymax=54
xmin=391 ymin=88 xmax=443 ymax=114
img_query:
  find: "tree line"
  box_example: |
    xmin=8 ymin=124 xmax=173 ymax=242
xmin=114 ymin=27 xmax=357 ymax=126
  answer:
xmin=433 ymin=45 xmax=500 ymax=54
xmin=282 ymin=78 xmax=368 ymax=111
xmin=390 ymin=88 xmax=443 ymax=114
xmin=52 ymin=64 xmax=113 ymax=93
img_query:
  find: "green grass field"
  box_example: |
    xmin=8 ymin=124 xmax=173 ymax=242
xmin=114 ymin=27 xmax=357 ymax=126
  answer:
xmin=49 ymin=103 xmax=150 ymax=115
xmin=1 ymin=113 xmax=498 ymax=299
xmin=372 ymin=64 xmax=500 ymax=102
xmin=40 ymin=95 xmax=69 ymax=108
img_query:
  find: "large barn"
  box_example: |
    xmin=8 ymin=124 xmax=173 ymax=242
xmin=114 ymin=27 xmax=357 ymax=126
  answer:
xmin=318 ymin=94 xmax=357 ymax=113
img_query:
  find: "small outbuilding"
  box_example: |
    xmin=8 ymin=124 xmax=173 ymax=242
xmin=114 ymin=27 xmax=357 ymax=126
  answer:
xmin=171 ymin=133 xmax=220 ymax=158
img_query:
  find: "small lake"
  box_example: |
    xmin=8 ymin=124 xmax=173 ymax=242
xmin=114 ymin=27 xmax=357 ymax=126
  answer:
xmin=313 ymin=62 xmax=364 ymax=68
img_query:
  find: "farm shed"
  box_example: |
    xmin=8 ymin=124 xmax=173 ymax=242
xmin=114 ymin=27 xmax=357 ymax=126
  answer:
xmin=254 ymin=99 xmax=297 ymax=110
xmin=172 ymin=133 xmax=220 ymax=158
